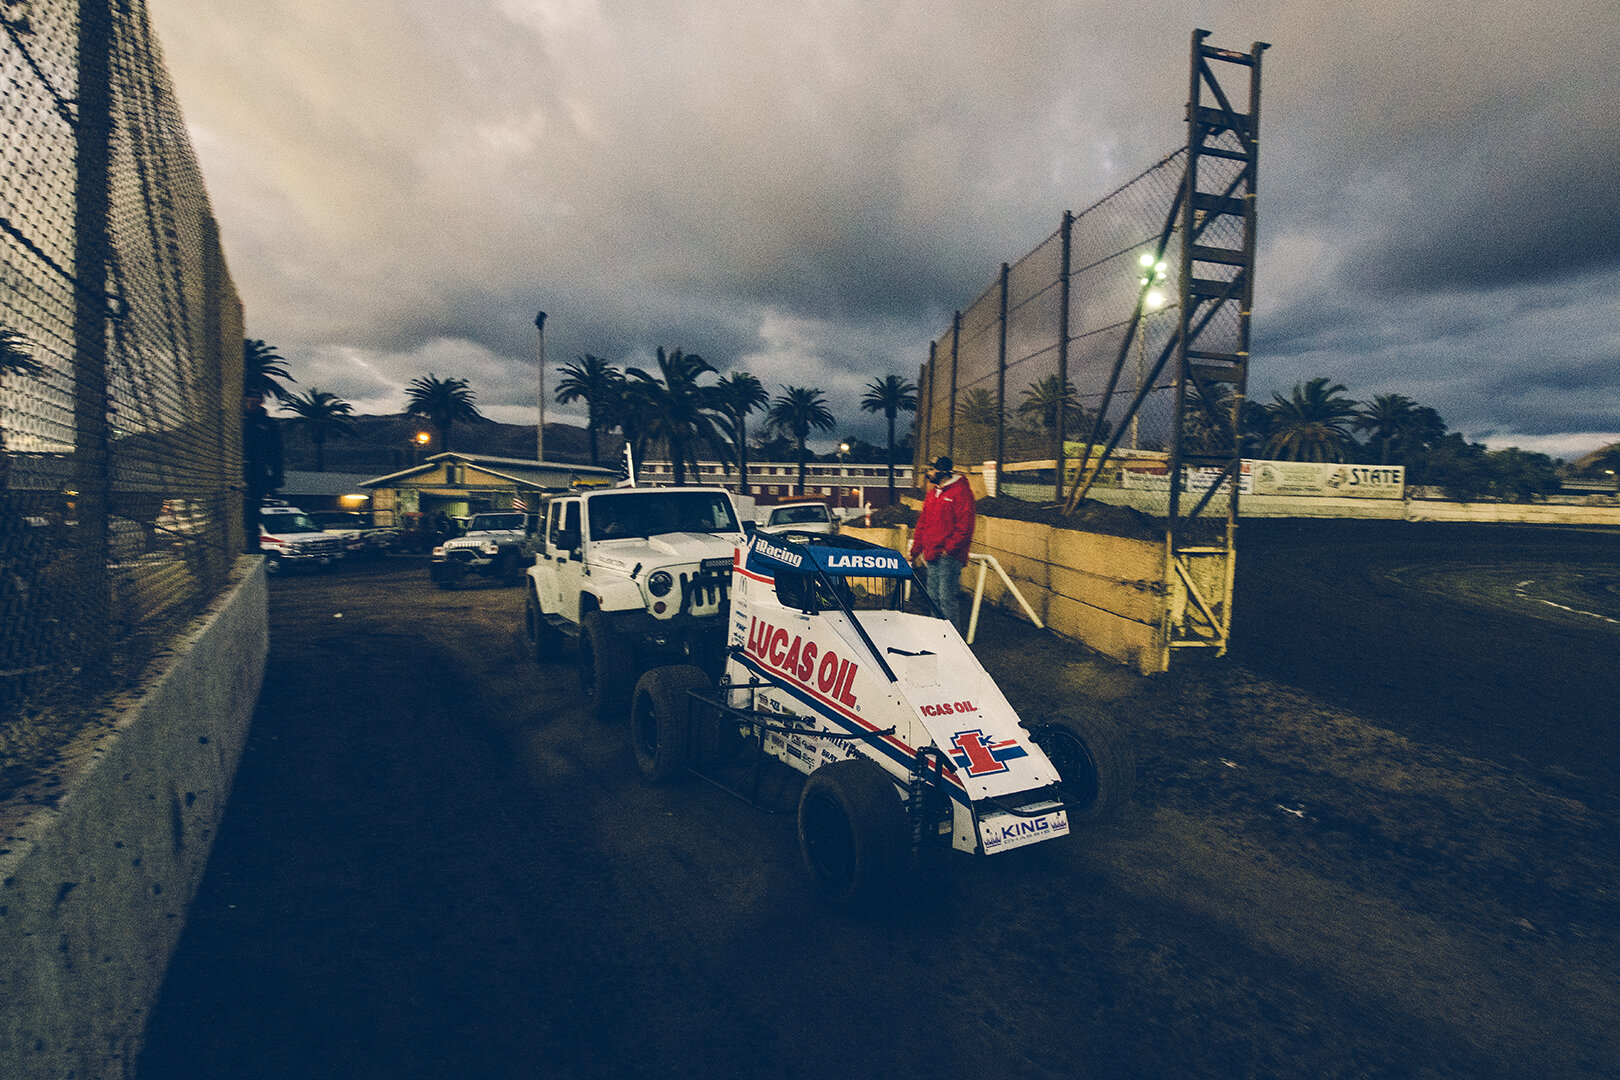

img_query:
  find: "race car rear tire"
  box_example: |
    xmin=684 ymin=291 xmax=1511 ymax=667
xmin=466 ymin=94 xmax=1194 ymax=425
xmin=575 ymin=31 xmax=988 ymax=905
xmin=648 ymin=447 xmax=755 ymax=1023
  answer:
xmin=1027 ymin=712 xmax=1134 ymax=823
xmin=525 ymin=589 xmax=564 ymax=664
xmin=578 ymin=611 xmax=633 ymax=719
xmin=797 ymin=759 xmax=907 ymax=909
xmin=629 ymin=665 xmax=708 ymax=784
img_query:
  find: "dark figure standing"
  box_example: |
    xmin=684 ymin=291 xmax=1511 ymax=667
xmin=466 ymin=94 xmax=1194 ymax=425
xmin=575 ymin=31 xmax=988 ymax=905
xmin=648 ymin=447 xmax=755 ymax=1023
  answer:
xmin=242 ymin=389 xmax=283 ymax=552
xmin=909 ymin=456 xmax=977 ymax=632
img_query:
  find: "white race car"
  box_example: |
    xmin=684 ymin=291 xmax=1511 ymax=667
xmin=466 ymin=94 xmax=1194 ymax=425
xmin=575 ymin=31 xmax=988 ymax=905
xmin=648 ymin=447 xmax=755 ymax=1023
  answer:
xmin=626 ymin=531 xmax=1134 ymax=907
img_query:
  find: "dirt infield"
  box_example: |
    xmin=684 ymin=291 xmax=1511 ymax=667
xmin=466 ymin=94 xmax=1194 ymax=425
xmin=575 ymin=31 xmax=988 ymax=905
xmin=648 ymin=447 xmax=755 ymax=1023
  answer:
xmin=137 ymin=524 xmax=1619 ymax=1080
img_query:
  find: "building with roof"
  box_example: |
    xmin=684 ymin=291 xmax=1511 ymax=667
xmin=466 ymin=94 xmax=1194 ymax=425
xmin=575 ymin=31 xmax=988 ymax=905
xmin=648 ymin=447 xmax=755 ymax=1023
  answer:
xmin=275 ymin=471 xmax=384 ymax=514
xmin=637 ymin=458 xmax=915 ymax=508
xmin=357 ymin=452 xmax=618 ymax=527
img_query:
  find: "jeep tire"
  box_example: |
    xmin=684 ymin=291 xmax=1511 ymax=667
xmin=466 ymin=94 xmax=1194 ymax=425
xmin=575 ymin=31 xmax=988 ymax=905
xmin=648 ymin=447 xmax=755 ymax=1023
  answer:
xmin=629 ymin=665 xmax=708 ymax=784
xmin=495 ymin=546 xmax=523 ymax=586
xmin=578 ymin=611 xmax=633 ymax=719
xmin=1026 ymin=712 xmax=1134 ymax=823
xmin=797 ymin=759 xmax=908 ymax=909
xmin=525 ymin=589 xmax=564 ymax=664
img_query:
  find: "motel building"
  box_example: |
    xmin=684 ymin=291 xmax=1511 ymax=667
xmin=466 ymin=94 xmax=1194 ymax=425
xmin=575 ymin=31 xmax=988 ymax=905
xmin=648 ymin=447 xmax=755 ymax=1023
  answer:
xmin=637 ymin=459 xmax=916 ymax=511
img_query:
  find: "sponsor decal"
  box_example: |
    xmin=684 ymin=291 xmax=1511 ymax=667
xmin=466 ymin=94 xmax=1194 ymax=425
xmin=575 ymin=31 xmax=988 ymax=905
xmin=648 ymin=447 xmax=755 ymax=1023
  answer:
xmin=947 ymin=729 xmax=1028 ymax=777
xmin=753 ymin=537 xmax=804 ymax=568
xmin=817 ymin=551 xmax=908 ymax=575
xmin=920 ymin=700 xmax=978 ymax=717
xmin=979 ymin=810 xmax=1070 ymax=853
xmin=744 ymin=615 xmax=860 ymax=708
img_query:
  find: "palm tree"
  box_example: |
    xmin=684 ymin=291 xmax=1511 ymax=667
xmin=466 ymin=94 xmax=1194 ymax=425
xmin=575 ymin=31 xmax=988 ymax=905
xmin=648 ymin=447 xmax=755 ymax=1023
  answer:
xmin=1017 ymin=374 xmax=1085 ymax=437
xmin=610 ymin=378 xmax=661 ymax=477
xmin=712 ymin=371 xmax=769 ymax=491
xmin=1595 ymin=444 xmax=1620 ymax=491
xmin=859 ymin=375 xmax=918 ymax=504
xmin=1183 ymin=378 xmax=1238 ymax=456
xmin=624 ymin=347 xmax=722 ymax=486
xmin=553 ymin=355 xmax=623 ymax=467
xmin=1264 ymin=377 xmax=1360 ymax=462
xmin=404 ymin=374 xmax=485 ymax=453
xmin=767 ymin=386 xmax=836 ymax=494
xmin=1 ymin=330 xmax=39 ymax=480
xmin=243 ymin=338 xmax=295 ymax=401
xmin=282 ymin=388 xmax=356 ymax=472
xmin=1 ymin=329 xmax=39 ymax=377
xmin=1355 ymin=394 xmax=1418 ymax=465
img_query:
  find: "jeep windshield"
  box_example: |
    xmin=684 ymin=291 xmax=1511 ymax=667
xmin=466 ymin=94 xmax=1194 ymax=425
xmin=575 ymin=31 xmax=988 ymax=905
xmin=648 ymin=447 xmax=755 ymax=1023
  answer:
xmin=587 ymin=490 xmax=740 ymax=540
xmin=468 ymin=513 xmax=525 ymax=532
xmin=261 ymin=512 xmax=322 ymax=533
xmin=768 ymin=504 xmax=830 ymax=526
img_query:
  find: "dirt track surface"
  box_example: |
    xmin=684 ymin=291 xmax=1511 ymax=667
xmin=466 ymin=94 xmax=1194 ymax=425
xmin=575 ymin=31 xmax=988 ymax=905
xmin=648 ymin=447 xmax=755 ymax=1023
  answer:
xmin=137 ymin=523 xmax=1620 ymax=1080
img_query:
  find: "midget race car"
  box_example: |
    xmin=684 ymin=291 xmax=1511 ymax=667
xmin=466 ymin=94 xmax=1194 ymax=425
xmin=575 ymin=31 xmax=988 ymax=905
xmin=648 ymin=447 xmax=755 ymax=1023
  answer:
xmin=625 ymin=530 xmax=1134 ymax=907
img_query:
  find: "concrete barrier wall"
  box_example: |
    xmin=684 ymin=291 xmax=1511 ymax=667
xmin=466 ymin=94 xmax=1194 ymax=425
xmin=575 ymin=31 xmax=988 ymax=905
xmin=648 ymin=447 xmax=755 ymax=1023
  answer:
xmin=0 ymin=559 xmax=268 ymax=1080
xmin=843 ymin=522 xmax=1169 ymax=675
xmin=847 ymin=494 xmax=1617 ymax=676
xmin=1243 ymin=494 xmax=1620 ymax=524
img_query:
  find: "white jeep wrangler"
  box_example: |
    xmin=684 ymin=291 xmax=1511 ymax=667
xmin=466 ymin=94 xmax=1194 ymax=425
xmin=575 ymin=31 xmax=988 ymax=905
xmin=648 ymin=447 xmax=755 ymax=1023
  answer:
xmin=430 ymin=511 xmax=533 ymax=588
xmin=523 ymin=486 xmax=748 ymax=715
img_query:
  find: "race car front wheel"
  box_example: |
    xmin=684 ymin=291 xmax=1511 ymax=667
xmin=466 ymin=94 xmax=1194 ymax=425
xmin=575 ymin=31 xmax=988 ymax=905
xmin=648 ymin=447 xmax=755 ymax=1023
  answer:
xmin=1027 ymin=713 xmax=1135 ymax=823
xmin=797 ymin=759 xmax=907 ymax=909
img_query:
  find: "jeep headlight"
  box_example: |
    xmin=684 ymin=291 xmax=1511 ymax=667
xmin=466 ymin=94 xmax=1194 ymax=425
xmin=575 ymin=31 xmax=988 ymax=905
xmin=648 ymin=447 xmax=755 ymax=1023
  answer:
xmin=648 ymin=570 xmax=674 ymax=597
xmin=431 ymin=545 xmax=445 ymax=557
xmin=481 ymin=541 xmax=500 ymax=555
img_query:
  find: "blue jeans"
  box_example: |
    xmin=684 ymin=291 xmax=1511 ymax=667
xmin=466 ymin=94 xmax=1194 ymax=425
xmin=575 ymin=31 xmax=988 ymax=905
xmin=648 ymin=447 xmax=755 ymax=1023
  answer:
xmin=925 ymin=556 xmax=965 ymax=632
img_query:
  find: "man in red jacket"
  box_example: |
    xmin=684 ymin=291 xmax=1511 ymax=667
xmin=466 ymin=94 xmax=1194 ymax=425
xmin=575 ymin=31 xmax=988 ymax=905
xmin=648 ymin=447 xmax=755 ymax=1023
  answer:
xmin=909 ymin=456 xmax=976 ymax=631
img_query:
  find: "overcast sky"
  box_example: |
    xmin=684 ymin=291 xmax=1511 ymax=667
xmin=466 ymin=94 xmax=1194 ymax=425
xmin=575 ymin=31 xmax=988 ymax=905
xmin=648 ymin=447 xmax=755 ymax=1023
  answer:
xmin=146 ymin=0 xmax=1619 ymax=458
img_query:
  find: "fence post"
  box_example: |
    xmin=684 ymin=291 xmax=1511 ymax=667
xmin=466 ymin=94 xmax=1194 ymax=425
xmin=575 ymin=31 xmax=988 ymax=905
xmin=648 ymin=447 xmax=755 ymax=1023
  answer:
xmin=995 ymin=262 xmax=1008 ymax=475
xmin=947 ymin=311 xmax=960 ymax=462
xmin=73 ymin=0 xmax=115 ymax=684
xmin=1054 ymin=210 xmax=1073 ymax=502
xmin=926 ymin=341 xmax=939 ymax=476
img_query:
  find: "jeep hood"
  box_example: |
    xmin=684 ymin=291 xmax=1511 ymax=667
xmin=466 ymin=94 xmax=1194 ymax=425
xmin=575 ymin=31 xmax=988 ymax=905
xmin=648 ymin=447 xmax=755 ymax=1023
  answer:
xmin=590 ymin=532 xmax=744 ymax=573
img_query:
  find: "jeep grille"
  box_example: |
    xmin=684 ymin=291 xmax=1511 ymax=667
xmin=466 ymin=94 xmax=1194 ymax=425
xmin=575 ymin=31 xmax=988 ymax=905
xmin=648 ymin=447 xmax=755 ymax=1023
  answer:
xmin=678 ymin=571 xmax=729 ymax=614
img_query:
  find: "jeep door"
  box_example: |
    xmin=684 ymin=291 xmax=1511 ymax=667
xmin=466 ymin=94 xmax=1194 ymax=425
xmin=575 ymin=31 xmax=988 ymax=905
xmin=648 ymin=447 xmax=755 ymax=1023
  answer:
xmin=541 ymin=498 xmax=585 ymax=622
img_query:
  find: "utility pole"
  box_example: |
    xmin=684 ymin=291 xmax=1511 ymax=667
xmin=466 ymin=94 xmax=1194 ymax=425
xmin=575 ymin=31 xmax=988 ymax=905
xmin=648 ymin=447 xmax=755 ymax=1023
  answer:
xmin=534 ymin=310 xmax=547 ymax=462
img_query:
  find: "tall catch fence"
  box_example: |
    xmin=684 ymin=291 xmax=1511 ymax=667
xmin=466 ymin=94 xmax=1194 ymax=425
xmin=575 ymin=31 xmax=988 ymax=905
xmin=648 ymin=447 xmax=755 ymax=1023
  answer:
xmin=916 ymin=32 xmax=1265 ymax=666
xmin=2 ymin=0 xmax=244 ymax=762
xmin=919 ymin=150 xmax=1191 ymax=514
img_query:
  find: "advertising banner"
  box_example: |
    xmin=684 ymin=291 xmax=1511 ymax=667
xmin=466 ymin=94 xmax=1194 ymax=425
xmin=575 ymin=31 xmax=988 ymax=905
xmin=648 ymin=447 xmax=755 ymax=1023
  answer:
xmin=1251 ymin=461 xmax=1405 ymax=499
xmin=1119 ymin=460 xmax=1253 ymax=495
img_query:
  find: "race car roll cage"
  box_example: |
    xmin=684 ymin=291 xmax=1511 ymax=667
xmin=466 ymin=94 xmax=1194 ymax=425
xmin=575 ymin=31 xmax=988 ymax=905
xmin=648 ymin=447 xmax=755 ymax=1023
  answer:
xmin=677 ymin=531 xmax=1086 ymax=853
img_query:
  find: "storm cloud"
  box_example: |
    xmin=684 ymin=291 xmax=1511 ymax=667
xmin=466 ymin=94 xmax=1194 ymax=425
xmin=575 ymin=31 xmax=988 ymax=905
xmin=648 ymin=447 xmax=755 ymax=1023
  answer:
xmin=147 ymin=0 xmax=1620 ymax=456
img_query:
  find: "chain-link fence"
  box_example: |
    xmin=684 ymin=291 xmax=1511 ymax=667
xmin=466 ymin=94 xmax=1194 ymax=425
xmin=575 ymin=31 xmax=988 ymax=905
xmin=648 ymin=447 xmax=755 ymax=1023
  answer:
xmin=917 ymin=150 xmax=1191 ymax=516
xmin=2 ymin=0 xmax=244 ymax=774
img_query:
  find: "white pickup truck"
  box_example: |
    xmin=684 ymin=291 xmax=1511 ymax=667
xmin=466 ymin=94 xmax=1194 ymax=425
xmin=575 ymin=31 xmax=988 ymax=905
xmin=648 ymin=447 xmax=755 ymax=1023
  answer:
xmin=523 ymin=486 xmax=749 ymax=716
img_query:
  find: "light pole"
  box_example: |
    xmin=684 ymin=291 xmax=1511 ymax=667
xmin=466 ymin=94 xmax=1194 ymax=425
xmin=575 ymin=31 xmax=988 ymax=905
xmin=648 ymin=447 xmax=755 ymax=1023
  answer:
xmin=413 ymin=430 xmax=431 ymax=465
xmin=838 ymin=441 xmax=850 ymax=507
xmin=534 ymin=311 xmax=547 ymax=463
xmin=1134 ymin=254 xmax=1169 ymax=451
